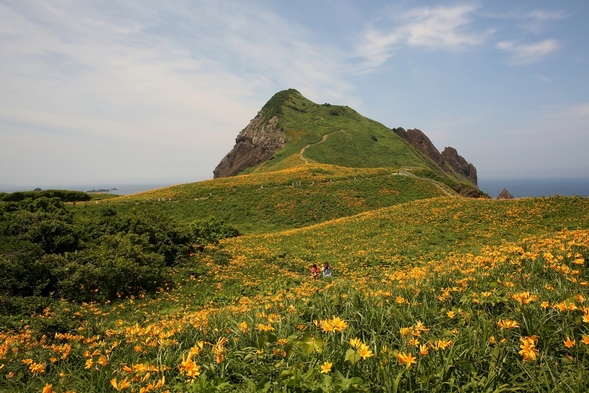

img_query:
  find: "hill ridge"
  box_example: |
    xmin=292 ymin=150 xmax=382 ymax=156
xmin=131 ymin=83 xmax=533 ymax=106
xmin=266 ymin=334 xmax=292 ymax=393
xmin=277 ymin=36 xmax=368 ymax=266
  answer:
xmin=213 ymin=89 xmax=480 ymax=194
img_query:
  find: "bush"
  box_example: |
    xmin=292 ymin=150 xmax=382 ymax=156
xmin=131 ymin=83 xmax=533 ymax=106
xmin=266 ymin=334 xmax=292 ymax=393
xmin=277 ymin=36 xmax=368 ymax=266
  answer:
xmin=56 ymin=233 xmax=167 ymax=301
xmin=190 ymin=218 xmax=240 ymax=250
xmin=0 ymin=190 xmax=91 ymax=202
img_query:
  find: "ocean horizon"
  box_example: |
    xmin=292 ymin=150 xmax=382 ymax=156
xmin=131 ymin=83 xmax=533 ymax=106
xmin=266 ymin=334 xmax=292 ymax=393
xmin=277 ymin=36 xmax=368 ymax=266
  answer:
xmin=478 ymin=177 xmax=589 ymax=198
xmin=1 ymin=176 xmax=589 ymax=198
xmin=0 ymin=183 xmax=181 ymax=196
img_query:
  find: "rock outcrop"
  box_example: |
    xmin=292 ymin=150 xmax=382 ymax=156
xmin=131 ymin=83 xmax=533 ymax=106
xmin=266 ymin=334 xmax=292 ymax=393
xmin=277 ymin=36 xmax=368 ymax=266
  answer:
xmin=441 ymin=147 xmax=478 ymax=186
xmin=497 ymin=188 xmax=514 ymax=200
xmin=393 ymin=127 xmax=478 ymax=186
xmin=213 ymin=114 xmax=285 ymax=178
xmin=393 ymin=128 xmax=445 ymax=168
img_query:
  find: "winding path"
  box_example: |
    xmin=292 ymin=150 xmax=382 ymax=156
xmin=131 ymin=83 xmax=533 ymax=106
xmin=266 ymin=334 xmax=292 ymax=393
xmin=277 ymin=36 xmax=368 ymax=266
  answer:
xmin=299 ymin=130 xmax=345 ymax=164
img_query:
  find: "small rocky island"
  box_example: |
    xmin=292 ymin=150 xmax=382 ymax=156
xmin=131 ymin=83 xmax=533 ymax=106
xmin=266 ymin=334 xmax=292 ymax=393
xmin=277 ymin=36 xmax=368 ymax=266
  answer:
xmin=86 ymin=188 xmax=118 ymax=193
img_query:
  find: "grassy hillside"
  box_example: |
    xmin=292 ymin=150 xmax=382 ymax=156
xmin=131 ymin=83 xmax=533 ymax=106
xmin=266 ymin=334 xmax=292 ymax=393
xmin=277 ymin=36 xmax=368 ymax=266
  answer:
xmin=242 ymin=90 xmax=451 ymax=180
xmin=1 ymin=89 xmax=586 ymax=391
xmin=2 ymin=196 xmax=589 ymax=392
xmin=76 ymin=164 xmax=451 ymax=234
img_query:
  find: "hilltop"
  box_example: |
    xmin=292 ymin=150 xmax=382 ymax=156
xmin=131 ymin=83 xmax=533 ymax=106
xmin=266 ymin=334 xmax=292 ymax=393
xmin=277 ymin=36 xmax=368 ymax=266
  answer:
xmin=213 ymin=89 xmax=480 ymax=193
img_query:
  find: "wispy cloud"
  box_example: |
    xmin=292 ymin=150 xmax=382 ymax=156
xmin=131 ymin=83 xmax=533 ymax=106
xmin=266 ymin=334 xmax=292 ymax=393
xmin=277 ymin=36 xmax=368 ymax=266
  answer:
xmin=356 ymin=4 xmax=488 ymax=71
xmin=520 ymin=9 xmax=569 ymax=33
xmin=534 ymin=74 xmax=551 ymax=83
xmin=0 ymin=1 xmax=355 ymax=183
xmin=497 ymin=39 xmax=559 ymax=65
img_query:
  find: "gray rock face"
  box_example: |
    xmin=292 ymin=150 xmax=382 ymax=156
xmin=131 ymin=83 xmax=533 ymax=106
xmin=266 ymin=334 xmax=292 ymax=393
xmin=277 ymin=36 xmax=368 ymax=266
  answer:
xmin=394 ymin=128 xmax=445 ymax=168
xmin=497 ymin=188 xmax=514 ymax=200
xmin=441 ymin=146 xmax=478 ymax=186
xmin=213 ymin=114 xmax=285 ymax=178
xmin=393 ymin=127 xmax=478 ymax=186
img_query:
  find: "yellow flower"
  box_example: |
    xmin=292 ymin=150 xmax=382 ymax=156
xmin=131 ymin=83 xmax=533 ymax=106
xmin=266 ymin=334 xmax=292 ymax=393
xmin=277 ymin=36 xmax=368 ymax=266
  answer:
xmin=519 ymin=336 xmax=539 ymax=362
xmin=432 ymin=340 xmax=453 ymax=350
xmin=511 ymin=292 xmax=538 ymax=305
xmin=257 ymin=323 xmax=275 ymax=332
xmin=582 ymin=313 xmax=589 ymax=323
xmin=97 ymin=355 xmax=108 ymax=367
xmin=419 ymin=344 xmax=429 ymax=356
xmin=320 ymin=361 xmax=333 ymax=374
xmin=564 ymin=336 xmax=576 ymax=348
xmin=319 ymin=316 xmax=348 ymax=333
xmin=497 ymin=319 xmax=520 ymax=329
xmin=349 ymin=337 xmax=362 ymax=349
xmin=84 ymin=359 xmax=93 ymax=369
xmin=29 ymin=362 xmax=46 ymax=374
xmin=446 ymin=310 xmax=455 ymax=319
xmin=238 ymin=322 xmax=248 ymax=333
xmin=397 ymin=352 xmax=417 ymax=368
xmin=42 ymin=384 xmax=54 ymax=393
xmin=581 ymin=335 xmax=589 ymax=345
xmin=399 ymin=327 xmax=411 ymax=337
xmin=358 ymin=343 xmax=374 ymax=360
xmin=179 ymin=352 xmax=201 ymax=379
xmin=110 ymin=377 xmax=131 ymax=391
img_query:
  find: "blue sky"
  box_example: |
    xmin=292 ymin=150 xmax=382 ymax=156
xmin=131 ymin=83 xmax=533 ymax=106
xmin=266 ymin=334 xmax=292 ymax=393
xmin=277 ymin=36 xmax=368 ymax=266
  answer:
xmin=1 ymin=0 xmax=588 ymax=187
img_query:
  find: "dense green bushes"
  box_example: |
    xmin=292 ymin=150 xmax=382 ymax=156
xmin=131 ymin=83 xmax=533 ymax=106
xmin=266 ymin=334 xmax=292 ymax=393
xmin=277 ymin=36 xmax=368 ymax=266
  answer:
xmin=190 ymin=217 xmax=240 ymax=250
xmin=0 ymin=189 xmax=91 ymax=202
xmin=0 ymin=198 xmax=198 ymax=302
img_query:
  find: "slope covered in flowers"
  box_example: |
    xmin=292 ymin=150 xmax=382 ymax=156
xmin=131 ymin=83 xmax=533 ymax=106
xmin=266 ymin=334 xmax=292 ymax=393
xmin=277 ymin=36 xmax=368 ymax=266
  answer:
xmin=1 ymin=196 xmax=589 ymax=392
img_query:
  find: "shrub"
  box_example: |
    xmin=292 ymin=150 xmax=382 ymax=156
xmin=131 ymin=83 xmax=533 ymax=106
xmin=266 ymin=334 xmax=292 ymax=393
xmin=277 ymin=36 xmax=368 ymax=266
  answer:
xmin=190 ymin=218 xmax=240 ymax=250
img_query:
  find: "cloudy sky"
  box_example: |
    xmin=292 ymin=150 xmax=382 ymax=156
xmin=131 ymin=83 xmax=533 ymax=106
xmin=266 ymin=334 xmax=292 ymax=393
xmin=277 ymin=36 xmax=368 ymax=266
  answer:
xmin=1 ymin=0 xmax=588 ymax=188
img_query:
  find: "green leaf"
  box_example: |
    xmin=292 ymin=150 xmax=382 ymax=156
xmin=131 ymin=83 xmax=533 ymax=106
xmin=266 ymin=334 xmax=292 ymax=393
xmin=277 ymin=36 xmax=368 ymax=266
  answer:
xmin=298 ymin=335 xmax=324 ymax=354
xmin=345 ymin=348 xmax=360 ymax=364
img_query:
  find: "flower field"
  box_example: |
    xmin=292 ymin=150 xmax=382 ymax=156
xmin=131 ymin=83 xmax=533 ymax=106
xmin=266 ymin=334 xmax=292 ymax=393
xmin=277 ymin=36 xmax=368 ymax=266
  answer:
xmin=1 ymin=195 xmax=589 ymax=392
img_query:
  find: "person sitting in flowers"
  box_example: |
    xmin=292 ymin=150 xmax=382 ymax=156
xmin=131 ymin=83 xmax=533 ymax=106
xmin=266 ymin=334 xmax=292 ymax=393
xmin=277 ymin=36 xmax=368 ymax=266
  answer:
xmin=322 ymin=262 xmax=333 ymax=278
xmin=311 ymin=264 xmax=320 ymax=279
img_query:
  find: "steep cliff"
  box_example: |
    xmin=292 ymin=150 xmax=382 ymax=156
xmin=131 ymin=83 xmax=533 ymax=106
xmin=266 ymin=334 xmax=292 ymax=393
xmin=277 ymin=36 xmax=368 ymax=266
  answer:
xmin=441 ymin=146 xmax=478 ymax=186
xmin=213 ymin=114 xmax=285 ymax=178
xmin=393 ymin=127 xmax=478 ymax=186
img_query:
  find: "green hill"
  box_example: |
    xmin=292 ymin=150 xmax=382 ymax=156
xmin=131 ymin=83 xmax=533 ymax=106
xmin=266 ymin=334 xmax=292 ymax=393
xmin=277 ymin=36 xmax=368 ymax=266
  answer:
xmin=246 ymin=89 xmax=443 ymax=174
xmin=4 ymin=90 xmax=589 ymax=392
xmin=83 ymin=89 xmax=484 ymax=234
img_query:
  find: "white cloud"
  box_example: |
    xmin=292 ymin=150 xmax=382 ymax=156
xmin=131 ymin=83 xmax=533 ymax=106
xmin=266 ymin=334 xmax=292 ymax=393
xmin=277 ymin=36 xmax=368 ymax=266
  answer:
xmin=520 ymin=9 xmax=569 ymax=33
xmin=0 ymin=1 xmax=357 ymax=184
xmin=497 ymin=39 xmax=559 ymax=65
xmin=356 ymin=4 xmax=487 ymax=71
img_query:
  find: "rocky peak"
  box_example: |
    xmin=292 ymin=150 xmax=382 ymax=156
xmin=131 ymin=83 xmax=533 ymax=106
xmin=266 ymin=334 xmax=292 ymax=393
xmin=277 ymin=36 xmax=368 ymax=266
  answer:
xmin=497 ymin=188 xmax=514 ymax=200
xmin=394 ymin=128 xmax=444 ymax=168
xmin=394 ymin=128 xmax=478 ymax=186
xmin=441 ymin=147 xmax=478 ymax=186
xmin=213 ymin=113 xmax=285 ymax=178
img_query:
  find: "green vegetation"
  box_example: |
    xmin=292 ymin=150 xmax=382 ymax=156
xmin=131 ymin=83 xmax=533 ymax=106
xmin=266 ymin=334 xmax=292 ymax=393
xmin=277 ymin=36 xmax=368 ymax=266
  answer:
xmin=0 ymin=189 xmax=91 ymax=202
xmin=1 ymin=190 xmax=588 ymax=392
xmin=67 ymin=165 xmax=450 ymax=234
xmin=245 ymin=90 xmax=447 ymax=181
xmin=0 ymin=197 xmax=197 ymax=305
xmin=0 ymin=90 xmax=587 ymax=391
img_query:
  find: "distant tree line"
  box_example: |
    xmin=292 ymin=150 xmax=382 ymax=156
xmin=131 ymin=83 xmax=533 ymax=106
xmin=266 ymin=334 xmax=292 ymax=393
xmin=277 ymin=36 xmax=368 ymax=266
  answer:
xmin=0 ymin=189 xmax=91 ymax=202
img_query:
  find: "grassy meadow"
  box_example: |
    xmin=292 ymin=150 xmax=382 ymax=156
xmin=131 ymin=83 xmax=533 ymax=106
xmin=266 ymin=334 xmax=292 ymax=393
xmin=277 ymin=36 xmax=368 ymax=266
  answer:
xmin=0 ymin=90 xmax=587 ymax=392
xmin=1 ymin=183 xmax=589 ymax=392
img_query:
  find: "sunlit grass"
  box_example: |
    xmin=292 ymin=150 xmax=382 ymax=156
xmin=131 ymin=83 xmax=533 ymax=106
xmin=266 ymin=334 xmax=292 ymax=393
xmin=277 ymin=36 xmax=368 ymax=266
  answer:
xmin=2 ymin=196 xmax=589 ymax=392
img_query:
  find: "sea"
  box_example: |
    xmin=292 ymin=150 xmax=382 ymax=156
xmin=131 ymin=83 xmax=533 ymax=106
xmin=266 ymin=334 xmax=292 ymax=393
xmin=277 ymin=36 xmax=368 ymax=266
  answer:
xmin=0 ymin=183 xmax=178 ymax=196
xmin=478 ymin=177 xmax=589 ymax=198
xmin=1 ymin=177 xmax=589 ymax=198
